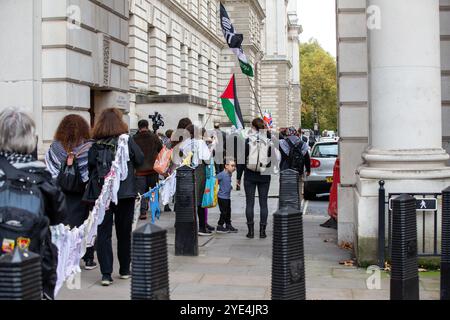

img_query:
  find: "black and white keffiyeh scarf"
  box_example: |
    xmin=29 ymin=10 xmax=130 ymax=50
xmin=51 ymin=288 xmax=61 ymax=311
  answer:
xmin=0 ymin=151 xmax=34 ymax=164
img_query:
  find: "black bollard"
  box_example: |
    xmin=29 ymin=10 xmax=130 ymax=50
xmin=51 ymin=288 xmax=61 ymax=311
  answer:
xmin=378 ymin=180 xmax=386 ymax=269
xmin=271 ymin=206 xmax=305 ymax=300
xmin=175 ymin=166 xmax=198 ymax=256
xmin=390 ymin=194 xmax=419 ymax=300
xmin=131 ymin=223 xmax=170 ymax=300
xmin=279 ymin=169 xmax=301 ymax=210
xmin=441 ymin=186 xmax=450 ymax=300
xmin=0 ymin=247 xmax=42 ymax=300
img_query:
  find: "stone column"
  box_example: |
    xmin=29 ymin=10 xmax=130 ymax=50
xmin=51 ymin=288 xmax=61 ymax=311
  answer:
xmin=188 ymin=49 xmax=199 ymax=97
xmin=148 ymin=27 xmax=167 ymax=95
xmin=167 ymin=37 xmax=181 ymax=94
xmin=356 ymin=0 xmax=450 ymax=264
xmin=181 ymin=44 xmax=189 ymax=94
xmin=198 ymin=55 xmax=209 ymax=100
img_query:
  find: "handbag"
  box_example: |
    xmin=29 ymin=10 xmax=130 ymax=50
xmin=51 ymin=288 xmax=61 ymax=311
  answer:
xmin=201 ymin=158 xmax=218 ymax=208
xmin=154 ymin=146 xmax=173 ymax=174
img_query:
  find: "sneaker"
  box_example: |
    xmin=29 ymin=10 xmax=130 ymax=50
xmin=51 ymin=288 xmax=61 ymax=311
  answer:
xmin=119 ymin=272 xmax=131 ymax=280
xmin=139 ymin=213 xmax=147 ymax=220
xmin=216 ymin=225 xmax=230 ymax=234
xmin=84 ymin=259 xmax=98 ymax=270
xmin=227 ymin=225 xmax=238 ymax=233
xmin=206 ymin=224 xmax=215 ymax=232
xmin=198 ymin=228 xmax=213 ymax=236
xmin=101 ymin=275 xmax=113 ymax=286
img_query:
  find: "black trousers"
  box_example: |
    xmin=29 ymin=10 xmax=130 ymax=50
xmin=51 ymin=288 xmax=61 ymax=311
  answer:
xmin=63 ymin=192 xmax=94 ymax=261
xmin=244 ymin=178 xmax=270 ymax=226
xmin=97 ymin=198 xmax=135 ymax=276
xmin=217 ymin=198 xmax=232 ymax=226
xmin=197 ymin=206 xmax=206 ymax=230
xmin=136 ymin=173 xmax=159 ymax=214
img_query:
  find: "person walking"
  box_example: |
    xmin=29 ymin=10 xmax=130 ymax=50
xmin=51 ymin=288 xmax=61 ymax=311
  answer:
xmin=83 ymin=108 xmax=144 ymax=286
xmin=45 ymin=114 xmax=97 ymax=270
xmin=236 ymin=118 xmax=273 ymax=239
xmin=280 ymin=127 xmax=311 ymax=204
xmin=133 ymin=120 xmax=163 ymax=220
xmin=0 ymin=108 xmax=66 ymax=299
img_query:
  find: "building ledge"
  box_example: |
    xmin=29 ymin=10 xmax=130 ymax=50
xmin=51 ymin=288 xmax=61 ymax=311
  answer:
xmin=136 ymin=94 xmax=208 ymax=107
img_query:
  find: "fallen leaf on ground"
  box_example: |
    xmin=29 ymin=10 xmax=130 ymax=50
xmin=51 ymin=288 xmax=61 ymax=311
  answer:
xmin=338 ymin=242 xmax=353 ymax=250
xmin=339 ymin=259 xmax=355 ymax=267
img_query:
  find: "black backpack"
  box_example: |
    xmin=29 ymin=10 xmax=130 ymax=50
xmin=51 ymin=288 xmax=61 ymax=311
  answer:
xmin=56 ymin=151 xmax=85 ymax=194
xmin=287 ymin=139 xmax=305 ymax=173
xmin=95 ymin=139 xmax=117 ymax=184
xmin=0 ymin=157 xmax=49 ymax=257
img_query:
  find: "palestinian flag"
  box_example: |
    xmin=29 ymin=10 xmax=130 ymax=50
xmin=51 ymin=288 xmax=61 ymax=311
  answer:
xmin=220 ymin=74 xmax=245 ymax=130
xmin=220 ymin=3 xmax=254 ymax=77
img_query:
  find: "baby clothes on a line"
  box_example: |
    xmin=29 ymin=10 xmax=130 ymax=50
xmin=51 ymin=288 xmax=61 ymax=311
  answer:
xmin=160 ymin=173 xmax=176 ymax=205
xmin=149 ymin=186 xmax=161 ymax=223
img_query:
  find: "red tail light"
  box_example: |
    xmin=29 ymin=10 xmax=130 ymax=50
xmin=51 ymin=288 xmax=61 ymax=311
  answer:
xmin=311 ymin=158 xmax=321 ymax=168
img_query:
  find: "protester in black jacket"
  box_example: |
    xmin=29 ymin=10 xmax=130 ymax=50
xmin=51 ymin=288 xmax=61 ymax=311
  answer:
xmin=0 ymin=108 xmax=66 ymax=300
xmin=84 ymin=108 xmax=144 ymax=286
xmin=133 ymin=120 xmax=163 ymax=220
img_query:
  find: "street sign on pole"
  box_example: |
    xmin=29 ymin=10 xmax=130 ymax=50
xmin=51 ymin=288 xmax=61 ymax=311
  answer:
xmin=389 ymin=198 xmax=437 ymax=211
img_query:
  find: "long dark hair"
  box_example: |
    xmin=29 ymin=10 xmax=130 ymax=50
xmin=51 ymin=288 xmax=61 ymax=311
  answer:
xmin=92 ymin=108 xmax=129 ymax=139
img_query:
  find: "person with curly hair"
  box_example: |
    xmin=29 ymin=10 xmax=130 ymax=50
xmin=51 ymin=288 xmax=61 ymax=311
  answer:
xmin=45 ymin=114 xmax=97 ymax=270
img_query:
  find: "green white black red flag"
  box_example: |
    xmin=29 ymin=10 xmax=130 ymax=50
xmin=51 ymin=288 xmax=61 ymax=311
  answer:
xmin=220 ymin=2 xmax=254 ymax=77
xmin=220 ymin=74 xmax=245 ymax=130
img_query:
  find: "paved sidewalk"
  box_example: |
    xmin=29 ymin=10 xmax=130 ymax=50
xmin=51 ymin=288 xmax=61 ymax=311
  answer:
xmin=57 ymin=179 xmax=440 ymax=300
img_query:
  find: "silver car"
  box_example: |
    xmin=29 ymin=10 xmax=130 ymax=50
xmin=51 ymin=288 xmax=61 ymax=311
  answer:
xmin=304 ymin=141 xmax=338 ymax=200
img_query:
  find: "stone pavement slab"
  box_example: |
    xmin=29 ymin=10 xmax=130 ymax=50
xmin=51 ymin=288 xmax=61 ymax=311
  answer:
xmin=57 ymin=180 xmax=440 ymax=300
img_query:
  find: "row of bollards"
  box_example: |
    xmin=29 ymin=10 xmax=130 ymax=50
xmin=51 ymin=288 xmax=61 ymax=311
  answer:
xmin=272 ymin=169 xmax=305 ymax=300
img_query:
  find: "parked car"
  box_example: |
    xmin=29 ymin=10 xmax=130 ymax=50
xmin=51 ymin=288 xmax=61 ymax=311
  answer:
xmin=304 ymin=140 xmax=338 ymax=200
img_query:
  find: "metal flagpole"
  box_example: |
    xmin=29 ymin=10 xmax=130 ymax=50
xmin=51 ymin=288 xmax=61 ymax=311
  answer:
xmin=246 ymin=76 xmax=264 ymax=120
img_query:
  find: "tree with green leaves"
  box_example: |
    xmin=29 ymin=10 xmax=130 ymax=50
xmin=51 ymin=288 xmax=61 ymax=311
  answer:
xmin=300 ymin=39 xmax=338 ymax=133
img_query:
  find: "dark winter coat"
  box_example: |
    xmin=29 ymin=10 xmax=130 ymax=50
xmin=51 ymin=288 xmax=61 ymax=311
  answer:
xmin=83 ymin=137 xmax=144 ymax=201
xmin=133 ymin=130 xmax=163 ymax=176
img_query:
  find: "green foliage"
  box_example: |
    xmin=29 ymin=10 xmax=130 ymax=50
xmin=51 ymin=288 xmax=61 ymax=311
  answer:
xmin=300 ymin=39 xmax=338 ymax=132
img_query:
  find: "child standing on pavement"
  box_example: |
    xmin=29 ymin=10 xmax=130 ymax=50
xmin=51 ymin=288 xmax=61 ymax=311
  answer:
xmin=216 ymin=159 xmax=238 ymax=233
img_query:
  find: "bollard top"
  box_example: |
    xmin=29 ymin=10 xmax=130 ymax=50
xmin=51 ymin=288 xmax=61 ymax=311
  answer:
xmin=443 ymin=186 xmax=450 ymax=193
xmin=379 ymin=180 xmax=385 ymax=187
xmin=280 ymin=169 xmax=300 ymax=176
xmin=133 ymin=223 xmax=167 ymax=236
xmin=177 ymin=165 xmax=194 ymax=173
xmin=392 ymin=193 xmax=415 ymax=203
xmin=273 ymin=206 xmax=302 ymax=217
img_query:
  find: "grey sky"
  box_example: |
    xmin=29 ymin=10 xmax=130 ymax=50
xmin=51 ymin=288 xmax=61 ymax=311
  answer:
xmin=297 ymin=0 xmax=337 ymax=57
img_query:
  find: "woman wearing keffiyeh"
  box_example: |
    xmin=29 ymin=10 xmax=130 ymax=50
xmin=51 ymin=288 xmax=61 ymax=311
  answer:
xmin=45 ymin=114 xmax=96 ymax=270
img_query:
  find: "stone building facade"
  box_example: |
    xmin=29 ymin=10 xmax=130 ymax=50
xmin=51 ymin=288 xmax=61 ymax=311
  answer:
xmin=260 ymin=0 xmax=302 ymax=129
xmin=0 ymin=0 xmax=130 ymax=155
xmin=336 ymin=0 xmax=450 ymax=264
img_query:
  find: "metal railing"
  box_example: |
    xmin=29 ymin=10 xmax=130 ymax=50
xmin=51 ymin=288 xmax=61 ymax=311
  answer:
xmin=378 ymin=181 xmax=442 ymax=268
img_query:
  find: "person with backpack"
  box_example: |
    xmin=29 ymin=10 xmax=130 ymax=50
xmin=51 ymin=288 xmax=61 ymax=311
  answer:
xmin=133 ymin=120 xmax=163 ymax=220
xmin=0 ymin=108 xmax=66 ymax=299
xmin=45 ymin=114 xmax=97 ymax=270
xmin=280 ymin=127 xmax=311 ymax=175
xmin=280 ymin=127 xmax=311 ymax=205
xmin=236 ymin=118 xmax=274 ymax=239
xmin=83 ymin=108 xmax=144 ymax=286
